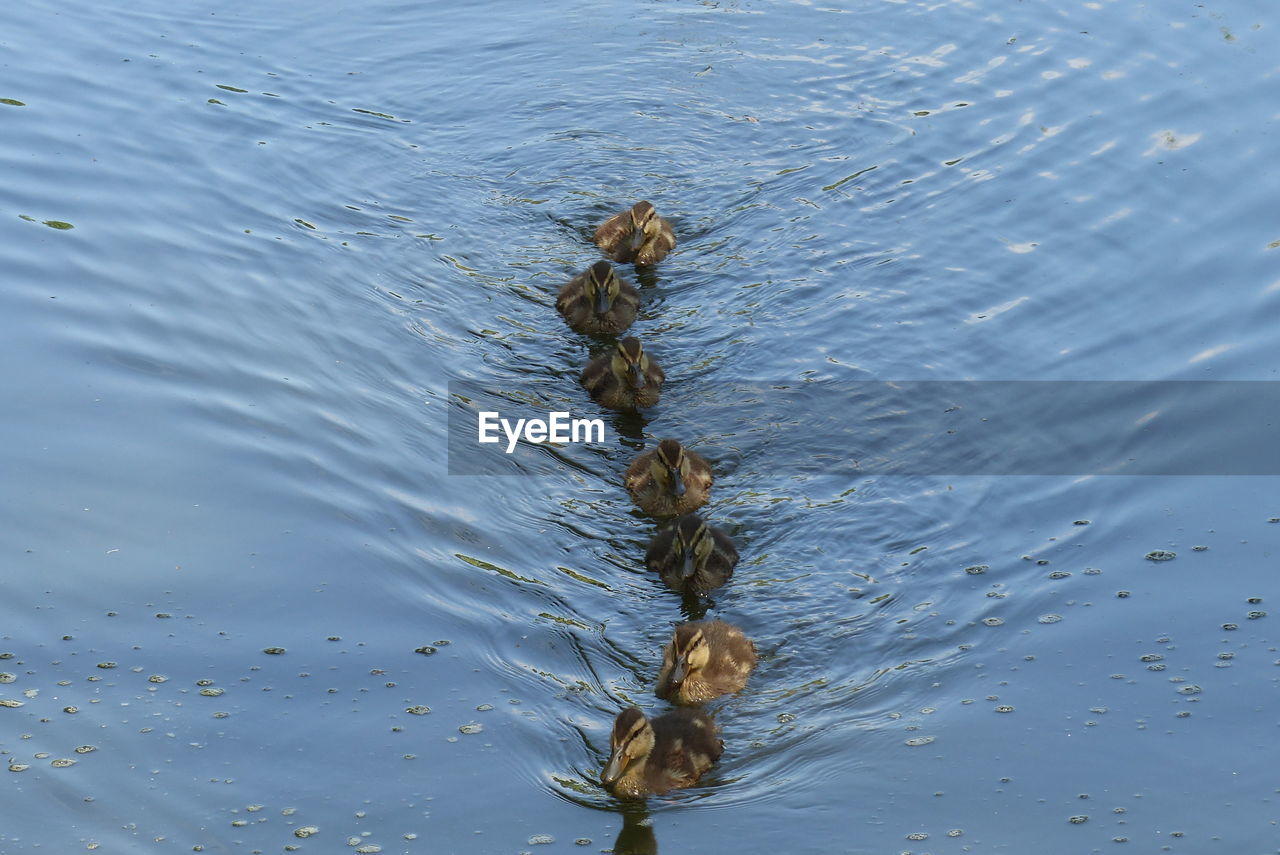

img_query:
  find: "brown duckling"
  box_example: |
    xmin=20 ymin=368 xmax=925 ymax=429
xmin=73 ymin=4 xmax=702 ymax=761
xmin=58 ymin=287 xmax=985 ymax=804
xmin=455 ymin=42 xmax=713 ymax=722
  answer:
xmin=656 ymin=620 xmax=758 ymax=705
xmin=602 ymin=706 xmax=722 ymax=799
xmin=594 ymin=200 xmax=676 ymax=266
xmin=624 ymin=438 xmax=712 ymax=517
xmin=579 ymin=336 xmax=664 ymax=410
xmin=556 ymin=260 xmax=639 ymax=336
xmin=645 ymin=513 xmax=739 ymax=595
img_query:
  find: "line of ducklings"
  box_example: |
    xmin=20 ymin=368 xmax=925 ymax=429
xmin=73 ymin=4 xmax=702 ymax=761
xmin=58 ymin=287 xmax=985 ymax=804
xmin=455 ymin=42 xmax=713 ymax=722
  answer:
xmin=556 ymin=201 xmax=757 ymax=800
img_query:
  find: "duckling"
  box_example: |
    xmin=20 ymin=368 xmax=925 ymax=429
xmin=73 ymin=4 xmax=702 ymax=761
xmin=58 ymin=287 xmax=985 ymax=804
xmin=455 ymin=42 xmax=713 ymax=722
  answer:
xmin=602 ymin=706 xmax=722 ymax=799
xmin=579 ymin=336 xmax=664 ymax=410
xmin=624 ymin=438 xmax=712 ymax=517
xmin=594 ymin=201 xmax=676 ymax=266
xmin=556 ymin=260 xmax=639 ymax=336
xmin=656 ymin=620 xmax=758 ymax=705
xmin=645 ymin=513 xmax=739 ymax=595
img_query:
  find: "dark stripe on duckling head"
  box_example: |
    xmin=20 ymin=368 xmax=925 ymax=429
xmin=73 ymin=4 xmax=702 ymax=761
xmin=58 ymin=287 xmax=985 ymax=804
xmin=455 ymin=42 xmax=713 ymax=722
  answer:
xmin=669 ymin=624 xmax=706 ymax=686
xmin=612 ymin=706 xmax=648 ymax=744
xmin=616 ymin=337 xmax=647 ymax=389
xmin=589 ymin=261 xmax=615 ymax=315
xmin=674 ymin=514 xmax=708 ymax=580
xmin=656 ymin=438 xmax=686 ymax=496
xmin=656 ymin=438 xmax=684 ymax=467
xmin=628 ymin=202 xmax=655 ymax=252
xmin=603 ymin=707 xmax=651 ymax=786
xmin=672 ymin=622 xmax=705 ymax=656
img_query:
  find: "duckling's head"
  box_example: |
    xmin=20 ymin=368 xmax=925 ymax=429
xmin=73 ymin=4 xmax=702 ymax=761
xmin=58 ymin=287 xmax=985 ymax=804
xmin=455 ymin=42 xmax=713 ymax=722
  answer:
xmin=611 ymin=337 xmax=650 ymax=390
xmin=664 ymin=623 xmax=712 ymax=692
xmin=584 ymin=260 xmax=619 ymax=316
xmin=602 ymin=707 xmax=655 ymax=786
xmin=627 ymin=200 xmax=658 ymax=253
xmin=652 ymin=438 xmax=688 ymax=497
xmin=672 ymin=513 xmax=714 ymax=581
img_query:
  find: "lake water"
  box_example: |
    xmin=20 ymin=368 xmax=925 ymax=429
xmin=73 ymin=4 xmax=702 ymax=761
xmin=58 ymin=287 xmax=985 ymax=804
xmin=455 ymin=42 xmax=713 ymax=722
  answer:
xmin=3 ymin=1 xmax=1278 ymax=852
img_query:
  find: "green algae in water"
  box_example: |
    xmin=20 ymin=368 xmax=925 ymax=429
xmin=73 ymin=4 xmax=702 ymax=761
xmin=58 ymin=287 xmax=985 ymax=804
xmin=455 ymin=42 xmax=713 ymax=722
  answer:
xmin=1 ymin=98 xmax=25 ymax=106
xmin=352 ymin=107 xmax=398 ymax=120
xmin=18 ymin=215 xmax=74 ymax=230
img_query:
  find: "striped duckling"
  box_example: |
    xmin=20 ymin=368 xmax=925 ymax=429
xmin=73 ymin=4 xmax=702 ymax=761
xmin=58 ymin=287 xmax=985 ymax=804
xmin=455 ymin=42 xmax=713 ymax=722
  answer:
xmin=624 ymin=438 xmax=712 ymax=518
xmin=601 ymin=706 xmax=722 ymax=798
xmin=580 ymin=336 xmax=664 ymax=410
xmin=594 ymin=200 xmax=676 ymax=266
xmin=645 ymin=513 xmax=738 ymax=596
xmin=556 ymin=260 xmax=639 ymax=336
xmin=656 ymin=620 xmax=758 ymax=705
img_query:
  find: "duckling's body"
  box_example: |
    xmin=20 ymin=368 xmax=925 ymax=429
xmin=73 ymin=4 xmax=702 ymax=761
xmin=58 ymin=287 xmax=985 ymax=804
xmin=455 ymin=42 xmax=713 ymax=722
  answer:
xmin=645 ymin=513 xmax=738 ymax=595
xmin=594 ymin=201 xmax=676 ymax=266
xmin=556 ymin=261 xmax=639 ymax=336
xmin=580 ymin=337 xmax=664 ymax=410
xmin=656 ymin=620 xmax=757 ymax=705
xmin=602 ymin=706 xmax=722 ymax=799
xmin=625 ymin=439 xmax=712 ymax=517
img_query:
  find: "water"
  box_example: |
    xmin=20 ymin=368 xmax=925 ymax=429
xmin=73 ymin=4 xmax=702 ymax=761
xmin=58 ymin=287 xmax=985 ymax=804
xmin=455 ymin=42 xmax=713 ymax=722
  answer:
xmin=3 ymin=0 xmax=1278 ymax=852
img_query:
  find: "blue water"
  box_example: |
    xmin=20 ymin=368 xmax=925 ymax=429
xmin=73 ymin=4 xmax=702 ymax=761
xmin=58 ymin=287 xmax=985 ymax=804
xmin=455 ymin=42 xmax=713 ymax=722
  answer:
xmin=3 ymin=1 xmax=1278 ymax=852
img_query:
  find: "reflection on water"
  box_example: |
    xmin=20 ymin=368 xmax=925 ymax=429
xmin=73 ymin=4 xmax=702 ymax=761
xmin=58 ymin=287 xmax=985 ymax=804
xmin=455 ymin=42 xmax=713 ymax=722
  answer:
xmin=613 ymin=807 xmax=658 ymax=855
xmin=2 ymin=0 xmax=1280 ymax=852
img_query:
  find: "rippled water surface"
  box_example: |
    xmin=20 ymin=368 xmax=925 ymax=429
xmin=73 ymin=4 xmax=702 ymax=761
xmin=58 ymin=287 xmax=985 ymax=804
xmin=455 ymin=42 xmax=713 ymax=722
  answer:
xmin=4 ymin=1 xmax=1279 ymax=852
